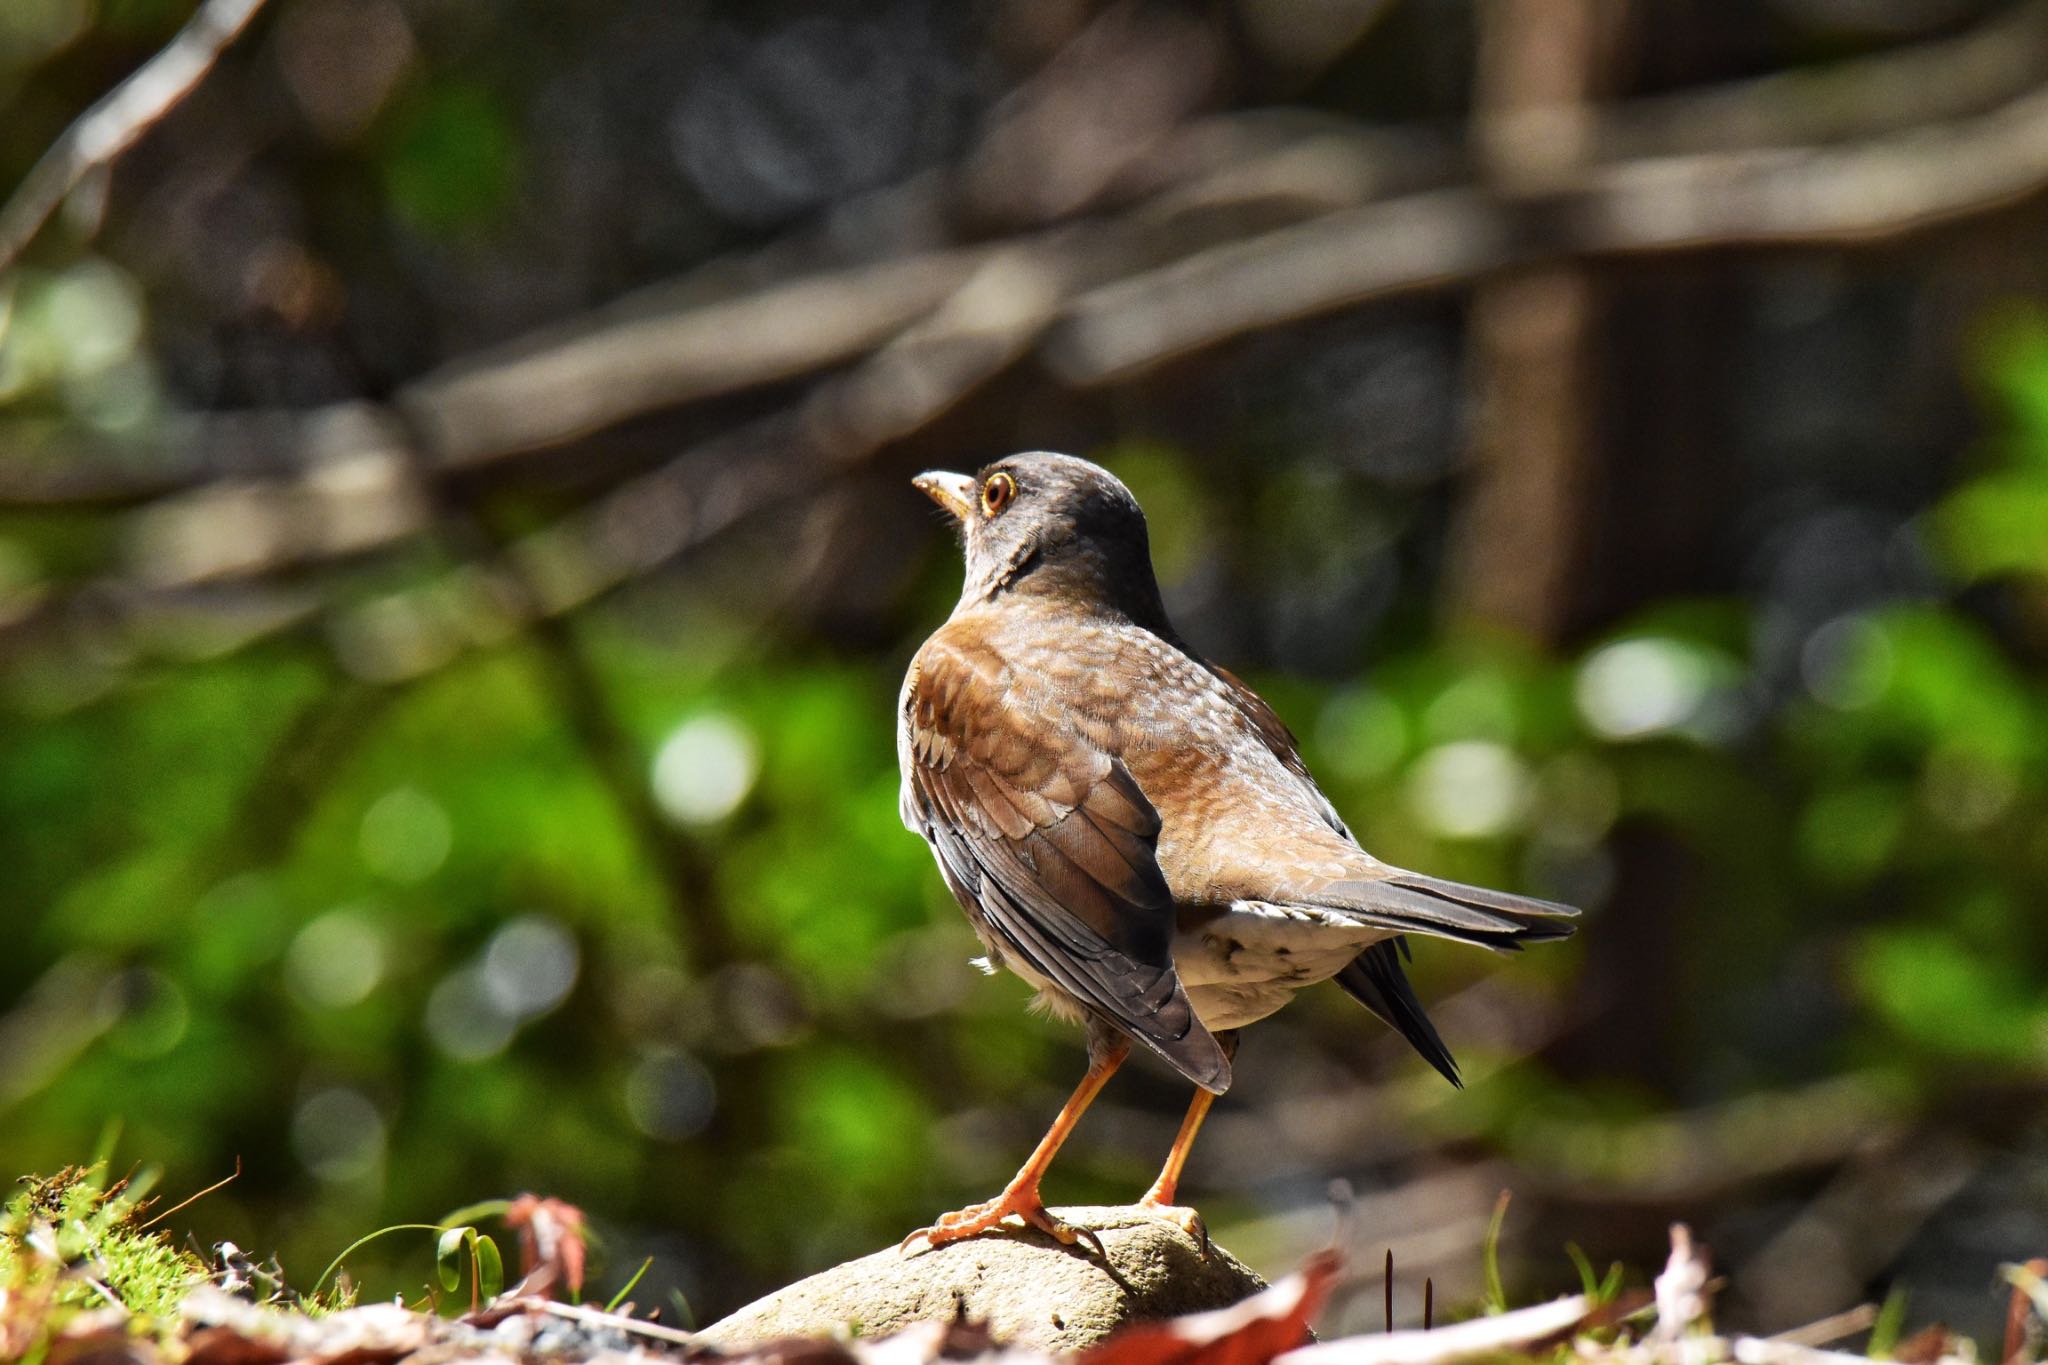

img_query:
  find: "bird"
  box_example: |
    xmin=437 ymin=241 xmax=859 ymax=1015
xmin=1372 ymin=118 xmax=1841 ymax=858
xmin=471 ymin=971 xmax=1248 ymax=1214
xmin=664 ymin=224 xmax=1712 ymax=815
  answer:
xmin=897 ymin=451 xmax=1577 ymax=1253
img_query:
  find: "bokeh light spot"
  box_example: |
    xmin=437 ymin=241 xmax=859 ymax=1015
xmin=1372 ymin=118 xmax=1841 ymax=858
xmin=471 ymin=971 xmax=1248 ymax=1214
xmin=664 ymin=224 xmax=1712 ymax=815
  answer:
xmin=286 ymin=908 xmax=388 ymax=1009
xmin=44 ymin=259 xmax=142 ymax=378
xmin=100 ymin=968 xmax=189 ymax=1059
xmin=359 ymin=786 xmax=453 ymax=883
xmin=1920 ymin=744 xmax=2017 ymax=832
xmin=1407 ymin=740 xmax=1532 ymax=839
xmin=481 ymin=915 xmax=580 ymax=1019
xmin=651 ymin=714 xmax=759 ymax=826
xmin=292 ymin=1086 xmax=386 ymax=1184
xmin=1423 ymin=672 xmax=1519 ymax=744
xmin=425 ymin=967 xmax=516 ymax=1062
xmin=1574 ymin=637 xmax=1714 ymax=740
xmin=624 ymin=1049 xmax=717 ymax=1141
xmin=1802 ymin=613 xmax=1894 ymax=710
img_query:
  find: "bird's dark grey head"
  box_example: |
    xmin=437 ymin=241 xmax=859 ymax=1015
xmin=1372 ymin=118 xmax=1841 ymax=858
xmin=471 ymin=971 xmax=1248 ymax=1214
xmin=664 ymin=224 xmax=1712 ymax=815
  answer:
xmin=914 ymin=451 xmax=1170 ymax=626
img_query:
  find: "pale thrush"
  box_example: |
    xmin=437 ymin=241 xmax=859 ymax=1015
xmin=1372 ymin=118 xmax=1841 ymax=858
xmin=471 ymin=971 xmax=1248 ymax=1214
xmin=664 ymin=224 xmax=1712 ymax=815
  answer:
xmin=898 ymin=451 xmax=1577 ymax=1251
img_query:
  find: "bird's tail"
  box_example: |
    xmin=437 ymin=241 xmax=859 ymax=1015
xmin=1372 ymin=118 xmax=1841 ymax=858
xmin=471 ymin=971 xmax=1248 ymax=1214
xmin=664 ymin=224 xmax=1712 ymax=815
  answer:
xmin=1333 ymin=938 xmax=1460 ymax=1087
xmin=1308 ymin=868 xmax=1579 ymax=952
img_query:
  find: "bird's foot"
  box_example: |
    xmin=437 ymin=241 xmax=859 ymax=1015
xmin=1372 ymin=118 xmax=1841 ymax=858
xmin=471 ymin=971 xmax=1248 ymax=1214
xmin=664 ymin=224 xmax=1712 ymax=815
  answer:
xmin=1136 ymin=1190 xmax=1210 ymax=1256
xmin=900 ymin=1188 xmax=1105 ymax=1258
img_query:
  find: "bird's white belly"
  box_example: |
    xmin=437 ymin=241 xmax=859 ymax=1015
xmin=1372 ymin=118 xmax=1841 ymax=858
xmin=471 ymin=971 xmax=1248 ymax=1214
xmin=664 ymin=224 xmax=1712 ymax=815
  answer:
xmin=1173 ymin=901 xmax=1390 ymax=1031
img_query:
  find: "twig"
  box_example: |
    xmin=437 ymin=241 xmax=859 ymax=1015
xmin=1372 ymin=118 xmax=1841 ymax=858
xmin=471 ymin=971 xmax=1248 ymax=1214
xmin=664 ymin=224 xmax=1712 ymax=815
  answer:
xmin=1770 ymin=1304 xmax=1879 ymax=1350
xmin=1733 ymin=1338 xmax=1879 ymax=1365
xmin=0 ymin=0 xmax=272 ymax=272
xmin=1277 ymin=1295 xmax=1588 ymax=1365
xmin=521 ymin=1297 xmax=700 ymax=1347
xmin=139 ymin=1156 xmax=240 ymax=1229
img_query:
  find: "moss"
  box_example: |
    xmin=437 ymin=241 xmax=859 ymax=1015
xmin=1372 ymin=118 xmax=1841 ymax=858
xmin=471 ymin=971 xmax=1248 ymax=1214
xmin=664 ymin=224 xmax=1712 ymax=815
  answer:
xmin=0 ymin=1164 xmax=209 ymax=1345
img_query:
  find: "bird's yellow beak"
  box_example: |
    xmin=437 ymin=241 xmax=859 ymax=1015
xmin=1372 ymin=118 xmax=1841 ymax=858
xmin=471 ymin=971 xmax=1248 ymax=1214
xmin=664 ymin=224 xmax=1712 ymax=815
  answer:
xmin=913 ymin=470 xmax=978 ymax=523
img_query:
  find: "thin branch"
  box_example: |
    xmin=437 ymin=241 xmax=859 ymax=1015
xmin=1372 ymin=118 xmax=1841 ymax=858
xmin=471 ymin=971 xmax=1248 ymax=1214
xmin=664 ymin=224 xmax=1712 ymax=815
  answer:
xmin=9 ymin=4 xmax=2048 ymax=513
xmin=520 ymin=1298 xmax=699 ymax=1348
xmin=1597 ymin=0 xmax=2048 ymax=160
xmin=1769 ymin=1305 xmax=1880 ymax=1350
xmin=400 ymin=249 xmax=1001 ymax=469
xmin=0 ymin=0 xmax=272 ymax=272
xmin=138 ymin=1157 xmax=240 ymax=1229
xmin=1046 ymin=78 xmax=2048 ymax=383
xmin=1277 ymin=1295 xmax=1589 ymax=1365
xmin=9 ymin=3 xmax=2048 ymax=675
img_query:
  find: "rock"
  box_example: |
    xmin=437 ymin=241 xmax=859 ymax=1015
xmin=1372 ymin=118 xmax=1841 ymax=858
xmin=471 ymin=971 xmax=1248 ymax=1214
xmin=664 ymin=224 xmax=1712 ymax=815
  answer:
xmin=699 ymin=1206 xmax=1267 ymax=1354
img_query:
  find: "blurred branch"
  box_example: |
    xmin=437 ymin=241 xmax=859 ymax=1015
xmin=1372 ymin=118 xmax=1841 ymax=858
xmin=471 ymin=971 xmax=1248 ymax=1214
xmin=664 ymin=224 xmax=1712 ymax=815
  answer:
xmin=402 ymin=250 xmax=1003 ymax=469
xmin=1048 ymin=75 xmax=2048 ymax=381
xmin=0 ymin=0 xmax=272 ymax=272
xmin=1734 ymin=1131 xmax=1983 ymax=1329
xmin=10 ymin=3 xmax=2048 ymax=675
xmin=1597 ymin=0 xmax=2048 ymax=159
xmin=519 ymin=611 xmax=741 ymax=969
xmin=6 ymin=1 xmax=2039 ymax=509
xmin=1442 ymin=0 xmax=1608 ymax=643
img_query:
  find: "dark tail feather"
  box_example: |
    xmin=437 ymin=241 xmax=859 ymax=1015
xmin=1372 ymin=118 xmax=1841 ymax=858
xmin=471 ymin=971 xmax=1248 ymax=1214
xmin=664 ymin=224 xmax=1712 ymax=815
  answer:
xmin=1334 ymin=938 xmax=1460 ymax=1088
xmin=1315 ymin=869 xmax=1579 ymax=953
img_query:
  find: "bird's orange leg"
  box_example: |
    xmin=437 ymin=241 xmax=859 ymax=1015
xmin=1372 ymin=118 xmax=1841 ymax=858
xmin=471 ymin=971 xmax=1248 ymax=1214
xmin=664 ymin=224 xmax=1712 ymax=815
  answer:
xmin=1134 ymin=1087 xmax=1216 ymax=1246
xmin=901 ymin=1036 xmax=1131 ymax=1256
xmin=1137 ymin=1029 xmax=1236 ymax=1248
xmin=1138 ymin=1086 xmax=1216 ymax=1210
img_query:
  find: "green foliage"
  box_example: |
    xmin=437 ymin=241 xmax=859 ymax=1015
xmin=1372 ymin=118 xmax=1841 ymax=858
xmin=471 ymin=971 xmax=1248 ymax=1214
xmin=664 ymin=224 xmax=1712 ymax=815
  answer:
xmin=606 ymin=1256 xmax=653 ymax=1312
xmin=313 ymin=1204 xmax=511 ymax=1314
xmin=1565 ymin=1243 xmax=1625 ymax=1308
xmin=1869 ymin=1285 xmax=1910 ymax=1360
xmin=1483 ymin=1191 xmax=1511 ymax=1316
xmin=435 ymin=1223 xmax=504 ymax=1309
xmin=380 ymin=82 xmax=521 ymax=237
xmin=0 ymin=1164 xmax=207 ymax=1324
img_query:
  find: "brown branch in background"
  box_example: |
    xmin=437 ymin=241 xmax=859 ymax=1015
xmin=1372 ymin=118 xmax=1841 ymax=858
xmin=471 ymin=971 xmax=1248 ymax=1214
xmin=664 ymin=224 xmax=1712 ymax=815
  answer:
xmin=0 ymin=0 xmax=273 ymax=272
xmin=1046 ymin=74 xmax=2048 ymax=383
xmin=10 ymin=0 xmax=2048 ymax=518
xmin=956 ymin=0 xmax=1223 ymax=228
xmin=1596 ymin=0 xmax=2048 ymax=160
xmin=1442 ymin=0 xmax=1609 ymax=643
xmin=9 ymin=1 xmax=2048 ymax=679
xmin=3 ymin=0 xmax=2038 ymax=502
xmin=402 ymin=251 xmax=1001 ymax=469
xmin=1447 ymin=272 xmax=1600 ymax=641
xmin=1734 ymin=1134 xmax=1983 ymax=1331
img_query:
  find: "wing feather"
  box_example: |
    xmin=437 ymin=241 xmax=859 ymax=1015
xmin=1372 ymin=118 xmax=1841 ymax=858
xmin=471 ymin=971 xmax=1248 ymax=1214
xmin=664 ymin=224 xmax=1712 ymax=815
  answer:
xmin=900 ymin=639 xmax=1229 ymax=1092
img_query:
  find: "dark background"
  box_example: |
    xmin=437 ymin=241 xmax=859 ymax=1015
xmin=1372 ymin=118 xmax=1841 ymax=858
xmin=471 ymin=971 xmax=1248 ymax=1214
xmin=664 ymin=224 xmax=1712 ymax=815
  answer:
xmin=3 ymin=0 xmax=2047 ymax=1346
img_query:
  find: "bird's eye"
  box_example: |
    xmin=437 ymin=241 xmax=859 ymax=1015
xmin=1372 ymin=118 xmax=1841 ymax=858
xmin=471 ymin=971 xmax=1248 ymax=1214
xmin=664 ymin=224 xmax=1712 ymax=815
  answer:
xmin=981 ymin=472 xmax=1017 ymax=517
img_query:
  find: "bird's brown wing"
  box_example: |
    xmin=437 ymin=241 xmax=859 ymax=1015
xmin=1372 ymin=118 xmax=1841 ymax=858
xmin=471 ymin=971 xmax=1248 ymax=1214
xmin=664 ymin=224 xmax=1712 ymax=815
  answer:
xmin=901 ymin=640 xmax=1230 ymax=1092
xmin=1206 ymin=663 xmax=1314 ymax=782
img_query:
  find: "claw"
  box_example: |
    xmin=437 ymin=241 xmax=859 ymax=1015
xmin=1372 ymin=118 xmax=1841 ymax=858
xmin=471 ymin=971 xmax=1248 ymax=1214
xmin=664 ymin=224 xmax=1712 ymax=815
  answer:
xmin=1137 ymin=1196 xmax=1210 ymax=1257
xmin=901 ymin=1189 xmax=1105 ymax=1258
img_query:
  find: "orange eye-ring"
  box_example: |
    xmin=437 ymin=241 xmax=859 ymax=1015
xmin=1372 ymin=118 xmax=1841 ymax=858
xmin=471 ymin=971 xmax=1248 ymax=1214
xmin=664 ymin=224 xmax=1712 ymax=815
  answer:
xmin=981 ymin=471 xmax=1017 ymax=516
